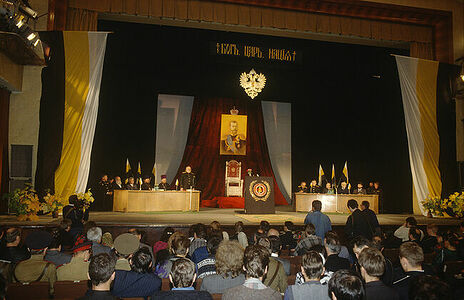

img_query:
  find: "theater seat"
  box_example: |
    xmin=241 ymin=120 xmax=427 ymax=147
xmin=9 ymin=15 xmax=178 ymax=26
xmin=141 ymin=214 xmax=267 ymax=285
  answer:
xmin=211 ymin=293 xmax=222 ymax=300
xmin=6 ymin=282 xmax=50 ymax=299
xmin=54 ymin=280 xmax=89 ymax=299
xmin=160 ymin=277 xmax=202 ymax=291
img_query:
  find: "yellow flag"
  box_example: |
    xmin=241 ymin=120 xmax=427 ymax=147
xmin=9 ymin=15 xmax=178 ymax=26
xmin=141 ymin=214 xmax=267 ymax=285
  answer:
xmin=137 ymin=162 xmax=141 ymax=175
xmin=125 ymin=158 xmax=131 ymax=173
xmin=343 ymin=161 xmax=349 ymax=184
xmin=331 ymin=164 xmax=335 ymax=183
xmin=318 ymin=165 xmax=324 ymax=186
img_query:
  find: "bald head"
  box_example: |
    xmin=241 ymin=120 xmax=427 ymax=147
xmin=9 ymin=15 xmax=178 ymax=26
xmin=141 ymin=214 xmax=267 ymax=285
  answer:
xmin=267 ymin=228 xmax=279 ymax=237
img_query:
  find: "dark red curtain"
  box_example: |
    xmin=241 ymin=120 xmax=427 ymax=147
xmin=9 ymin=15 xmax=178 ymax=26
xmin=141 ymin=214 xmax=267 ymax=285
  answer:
xmin=0 ymin=87 xmax=10 ymax=212
xmin=172 ymin=97 xmax=287 ymax=206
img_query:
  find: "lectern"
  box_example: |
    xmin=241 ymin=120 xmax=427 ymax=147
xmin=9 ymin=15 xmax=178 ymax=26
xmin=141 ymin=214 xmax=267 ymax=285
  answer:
xmin=244 ymin=176 xmax=275 ymax=214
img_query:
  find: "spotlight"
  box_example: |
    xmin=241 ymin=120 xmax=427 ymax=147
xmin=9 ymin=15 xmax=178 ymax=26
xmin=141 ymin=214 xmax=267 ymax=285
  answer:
xmin=18 ymin=4 xmax=37 ymax=19
xmin=26 ymin=32 xmax=35 ymax=40
xmin=461 ymin=74 xmax=464 ymax=82
xmin=33 ymin=38 xmax=39 ymax=47
xmin=14 ymin=14 xmax=24 ymax=28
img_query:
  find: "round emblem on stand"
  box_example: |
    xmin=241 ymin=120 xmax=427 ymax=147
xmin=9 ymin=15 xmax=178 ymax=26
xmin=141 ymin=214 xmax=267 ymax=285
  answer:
xmin=249 ymin=180 xmax=271 ymax=202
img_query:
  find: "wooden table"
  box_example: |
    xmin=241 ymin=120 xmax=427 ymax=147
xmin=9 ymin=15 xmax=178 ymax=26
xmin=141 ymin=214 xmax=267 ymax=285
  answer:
xmin=294 ymin=193 xmax=379 ymax=214
xmin=113 ymin=190 xmax=200 ymax=212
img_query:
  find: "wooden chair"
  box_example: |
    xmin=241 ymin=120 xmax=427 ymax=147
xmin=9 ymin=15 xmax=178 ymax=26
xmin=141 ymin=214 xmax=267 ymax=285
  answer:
xmin=225 ymin=160 xmax=243 ymax=197
xmin=6 ymin=282 xmax=50 ymax=299
xmin=53 ymin=280 xmax=89 ymax=299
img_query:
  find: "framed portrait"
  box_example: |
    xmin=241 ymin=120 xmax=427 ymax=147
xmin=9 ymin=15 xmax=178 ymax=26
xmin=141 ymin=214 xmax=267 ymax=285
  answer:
xmin=220 ymin=114 xmax=247 ymax=155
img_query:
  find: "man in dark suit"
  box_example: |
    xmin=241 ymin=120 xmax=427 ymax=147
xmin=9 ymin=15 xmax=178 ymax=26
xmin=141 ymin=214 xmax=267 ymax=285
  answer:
xmin=297 ymin=181 xmax=309 ymax=193
xmin=358 ymin=247 xmax=399 ymax=300
xmin=112 ymin=176 xmax=124 ymax=190
xmin=324 ymin=232 xmax=350 ymax=273
xmin=180 ymin=166 xmax=196 ymax=191
xmin=361 ymin=201 xmax=381 ymax=235
xmin=344 ymin=199 xmax=373 ymax=240
xmin=158 ymin=175 xmax=170 ymax=190
xmin=339 ymin=181 xmax=350 ymax=194
xmin=125 ymin=177 xmax=138 ymax=190
xmin=152 ymin=258 xmax=212 ymax=299
xmin=308 ymin=179 xmax=321 ymax=193
xmin=352 ymin=182 xmax=367 ymax=195
xmin=141 ymin=176 xmax=152 ymax=190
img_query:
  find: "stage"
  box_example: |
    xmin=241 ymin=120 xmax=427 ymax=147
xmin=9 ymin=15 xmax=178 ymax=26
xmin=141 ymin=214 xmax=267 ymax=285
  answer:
xmin=0 ymin=206 xmax=461 ymax=227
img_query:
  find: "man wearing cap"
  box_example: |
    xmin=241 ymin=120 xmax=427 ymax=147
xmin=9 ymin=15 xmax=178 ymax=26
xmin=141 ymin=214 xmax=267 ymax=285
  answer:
xmin=158 ymin=175 xmax=170 ymax=190
xmin=13 ymin=230 xmax=56 ymax=294
xmin=57 ymin=240 xmax=92 ymax=281
xmin=113 ymin=233 xmax=140 ymax=271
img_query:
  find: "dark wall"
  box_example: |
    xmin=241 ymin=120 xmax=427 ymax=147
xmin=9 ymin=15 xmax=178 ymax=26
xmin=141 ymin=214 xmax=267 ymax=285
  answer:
xmin=92 ymin=20 xmax=412 ymax=213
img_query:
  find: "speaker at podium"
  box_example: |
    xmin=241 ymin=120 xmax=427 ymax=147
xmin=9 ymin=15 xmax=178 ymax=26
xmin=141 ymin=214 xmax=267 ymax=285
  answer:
xmin=244 ymin=176 xmax=275 ymax=214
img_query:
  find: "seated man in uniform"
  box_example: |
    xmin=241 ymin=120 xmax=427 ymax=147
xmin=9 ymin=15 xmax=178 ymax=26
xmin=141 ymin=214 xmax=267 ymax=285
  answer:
xmin=14 ymin=231 xmax=56 ymax=295
xmin=308 ymin=180 xmax=321 ymax=193
xmin=158 ymin=175 xmax=170 ymax=190
xmin=57 ymin=240 xmax=92 ymax=281
xmin=125 ymin=177 xmax=138 ymax=190
xmin=180 ymin=166 xmax=196 ymax=191
xmin=353 ymin=182 xmax=367 ymax=195
xmin=297 ymin=181 xmax=309 ymax=193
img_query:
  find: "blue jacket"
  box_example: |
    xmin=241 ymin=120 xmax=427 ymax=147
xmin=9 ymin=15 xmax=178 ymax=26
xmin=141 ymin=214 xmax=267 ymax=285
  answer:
xmin=304 ymin=211 xmax=332 ymax=240
xmin=112 ymin=270 xmax=161 ymax=298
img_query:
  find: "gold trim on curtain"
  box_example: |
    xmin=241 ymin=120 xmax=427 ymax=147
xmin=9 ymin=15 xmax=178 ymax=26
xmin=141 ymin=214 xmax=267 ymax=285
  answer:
xmin=66 ymin=8 xmax=98 ymax=31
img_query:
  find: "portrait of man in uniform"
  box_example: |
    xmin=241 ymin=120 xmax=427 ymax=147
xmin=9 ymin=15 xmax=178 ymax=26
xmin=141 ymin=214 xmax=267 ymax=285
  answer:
xmin=220 ymin=114 xmax=247 ymax=155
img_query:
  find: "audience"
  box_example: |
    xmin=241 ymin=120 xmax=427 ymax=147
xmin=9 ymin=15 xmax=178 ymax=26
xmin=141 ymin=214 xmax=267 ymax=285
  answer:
xmin=44 ymin=230 xmax=71 ymax=267
xmin=284 ymin=250 xmax=330 ymax=300
xmin=79 ymin=253 xmax=116 ymax=300
xmin=0 ymin=227 xmax=30 ymax=264
xmin=57 ymin=240 xmax=91 ymax=281
xmin=324 ymin=232 xmax=350 ymax=273
xmin=295 ymin=244 xmax=330 ymax=285
xmin=408 ymin=275 xmax=451 ymax=300
xmin=267 ymin=233 xmax=291 ymax=275
xmin=152 ymin=258 xmax=212 ymax=299
xmin=304 ymin=200 xmax=332 ymax=240
xmin=58 ymin=219 xmax=74 ymax=250
xmin=128 ymin=228 xmax=155 ymax=264
xmin=360 ymin=201 xmax=381 ymax=235
xmin=63 ymin=195 xmax=89 ymax=238
xmin=197 ymin=235 xmax=220 ymax=279
xmin=112 ymin=247 xmax=161 ymax=298
xmin=222 ymin=244 xmax=281 ymax=300
xmin=210 ymin=221 xmax=229 ymax=241
xmin=393 ymin=241 xmax=426 ymax=300
xmin=201 ymin=240 xmax=245 ymax=294
xmin=257 ymin=237 xmax=288 ymax=293
xmin=358 ymin=247 xmax=398 ymax=300
xmin=394 ymin=217 xmax=424 ymax=242
xmin=189 ymin=223 xmax=208 ymax=260
xmin=421 ymin=224 xmax=439 ymax=254
xmin=87 ymin=227 xmax=111 ymax=256
xmin=253 ymin=221 xmax=271 ymax=244
xmin=328 ymin=270 xmax=365 ymax=300
xmin=294 ymin=223 xmax=322 ymax=256
xmin=280 ymin=221 xmax=297 ymax=250
xmin=230 ymin=221 xmax=248 ymax=248
xmin=156 ymin=233 xmax=191 ymax=278
xmin=153 ymin=227 xmax=174 ymax=256
xmin=13 ymin=231 xmax=56 ymax=295
xmin=112 ymin=233 xmax=140 ymax=271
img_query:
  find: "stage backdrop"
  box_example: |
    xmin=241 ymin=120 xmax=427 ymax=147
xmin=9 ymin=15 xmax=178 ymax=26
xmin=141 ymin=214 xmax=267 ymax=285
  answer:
xmin=169 ymin=97 xmax=287 ymax=205
xmin=154 ymin=94 xmax=194 ymax=184
xmin=35 ymin=31 xmax=108 ymax=203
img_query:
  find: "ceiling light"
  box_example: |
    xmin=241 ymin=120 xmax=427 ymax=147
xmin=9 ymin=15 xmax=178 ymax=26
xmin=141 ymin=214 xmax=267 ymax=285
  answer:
xmin=27 ymin=32 xmax=35 ymax=40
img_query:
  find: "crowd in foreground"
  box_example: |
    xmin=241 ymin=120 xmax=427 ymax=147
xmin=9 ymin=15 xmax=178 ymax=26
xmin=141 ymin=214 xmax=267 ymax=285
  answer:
xmin=0 ymin=199 xmax=463 ymax=299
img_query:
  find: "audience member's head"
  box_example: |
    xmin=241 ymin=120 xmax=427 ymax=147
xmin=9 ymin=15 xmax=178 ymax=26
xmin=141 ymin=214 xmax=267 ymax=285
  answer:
xmin=312 ymin=200 xmax=322 ymax=212
xmin=192 ymin=223 xmax=207 ymax=240
xmin=405 ymin=217 xmax=417 ymax=227
xmin=257 ymin=237 xmax=271 ymax=254
xmin=268 ymin=235 xmax=282 ymax=255
xmin=426 ymin=224 xmax=438 ymax=236
xmin=160 ymin=227 xmax=175 ymax=243
xmin=301 ymin=250 xmax=324 ymax=281
xmin=170 ymin=234 xmax=190 ymax=257
xmin=169 ymin=258 xmax=196 ymax=288
xmin=304 ymin=223 xmax=316 ymax=236
xmin=5 ymin=228 xmax=21 ymax=246
xmin=371 ymin=235 xmax=384 ymax=251
xmin=25 ymin=230 xmax=53 ymax=255
xmin=347 ymin=199 xmax=358 ymax=211
xmin=88 ymin=253 xmax=116 ymax=289
xmin=409 ymin=275 xmax=451 ymax=300
xmin=210 ymin=221 xmax=222 ymax=232
xmin=207 ymin=235 xmax=222 ymax=256
xmin=267 ymin=228 xmax=279 ymax=237
xmin=101 ymin=232 xmax=113 ymax=248
xmin=259 ymin=221 xmax=270 ymax=234
xmin=215 ymin=240 xmax=244 ymax=278
xmin=243 ymin=245 xmax=269 ymax=279
xmin=68 ymin=194 xmax=79 ymax=206
xmin=87 ymin=227 xmax=103 ymax=243
xmin=328 ymin=270 xmax=365 ymax=300
xmin=399 ymin=242 xmax=423 ymax=272
xmin=357 ymin=247 xmax=385 ymax=282
xmin=113 ymin=233 xmax=140 ymax=258
xmin=59 ymin=219 xmax=72 ymax=232
xmin=72 ymin=240 xmax=92 ymax=260
xmin=130 ymin=247 xmax=153 ymax=273
xmin=48 ymin=229 xmax=62 ymax=250
xmin=284 ymin=221 xmax=294 ymax=232
xmin=360 ymin=201 xmax=370 ymax=210
xmin=84 ymin=221 xmax=97 ymax=236
xmin=128 ymin=228 xmax=146 ymax=242
xmin=234 ymin=221 xmax=244 ymax=234
xmin=325 ymin=231 xmax=342 ymax=255
xmin=409 ymin=227 xmax=421 ymax=241
xmin=443 ymin=232 xmax=459 ymax=250
xmin=309 ymin=244 xmax=327 ymax=262
xmin=352 ymin=236 xmax=372 ymax=259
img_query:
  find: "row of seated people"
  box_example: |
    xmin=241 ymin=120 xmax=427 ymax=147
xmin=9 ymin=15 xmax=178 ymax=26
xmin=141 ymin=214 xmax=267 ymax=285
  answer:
xmin=297 ymin=180 xmax=382 ymax=195
xmin=0 ymin=218 xmax=463 ymax=299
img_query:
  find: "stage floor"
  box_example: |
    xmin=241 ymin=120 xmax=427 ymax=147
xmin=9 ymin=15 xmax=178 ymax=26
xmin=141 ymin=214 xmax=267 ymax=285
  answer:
xmin=0 ymin=206 xmax=461 ymax=227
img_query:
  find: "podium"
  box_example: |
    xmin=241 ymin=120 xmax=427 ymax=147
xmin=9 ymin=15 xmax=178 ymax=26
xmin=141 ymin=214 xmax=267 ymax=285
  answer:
xmin=244 ymin=176 xmax=275 ymax=214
